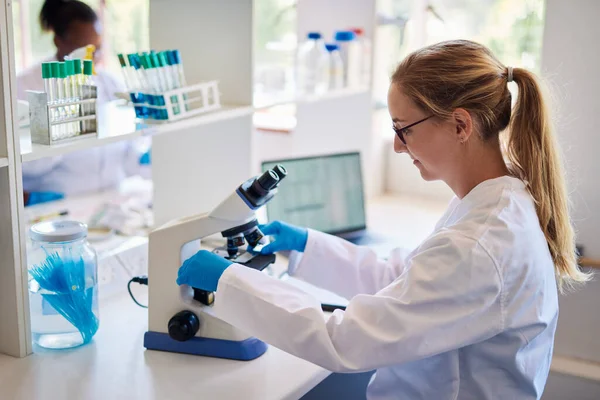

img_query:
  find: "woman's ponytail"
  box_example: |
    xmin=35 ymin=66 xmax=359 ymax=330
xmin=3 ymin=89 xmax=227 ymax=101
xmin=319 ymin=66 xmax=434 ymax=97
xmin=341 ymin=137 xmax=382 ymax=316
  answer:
xmin=506 ymin=68 xmax=591 ymax=291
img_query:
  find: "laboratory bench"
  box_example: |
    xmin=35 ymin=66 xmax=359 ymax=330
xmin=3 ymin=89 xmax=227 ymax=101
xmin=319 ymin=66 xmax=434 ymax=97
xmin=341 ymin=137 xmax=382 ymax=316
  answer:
xmin=0 ymin=190 xmax=448 ymax=400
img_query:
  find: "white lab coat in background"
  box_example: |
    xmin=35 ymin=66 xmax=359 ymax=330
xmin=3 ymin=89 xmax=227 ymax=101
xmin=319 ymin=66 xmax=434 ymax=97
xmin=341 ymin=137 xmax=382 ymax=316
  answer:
xmin=213 ymin=176 xmax=559 ymax=400
xmin=17 ymin=58 xmax=150 ymax=196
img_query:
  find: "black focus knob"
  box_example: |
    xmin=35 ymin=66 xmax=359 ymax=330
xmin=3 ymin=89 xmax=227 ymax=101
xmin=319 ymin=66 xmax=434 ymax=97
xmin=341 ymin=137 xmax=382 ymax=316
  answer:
xmin=257 ymin=170 xmax=279 ymax=191
xmin=272 ymin=165 xmax=287 ymax=182
xmin=168 ymin=310 xmax=200 ymax=342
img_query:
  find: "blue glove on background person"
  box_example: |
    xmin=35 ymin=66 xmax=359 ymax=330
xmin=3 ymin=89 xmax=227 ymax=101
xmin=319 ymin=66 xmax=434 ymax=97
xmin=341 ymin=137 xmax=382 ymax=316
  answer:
xmin=258 ymin=221 xmax=308 ymax=254
xmin=176 ymin=250 xmax=233 ymax=292
xmin=25 ymin=191 xmax=65 ymax=206
xmin=139 ymin=150 xmax=151 ymax=165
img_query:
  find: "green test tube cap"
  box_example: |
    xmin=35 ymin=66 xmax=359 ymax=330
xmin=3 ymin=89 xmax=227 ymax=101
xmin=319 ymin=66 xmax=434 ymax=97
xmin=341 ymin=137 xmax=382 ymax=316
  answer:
xmin=83 ymin=60 xmax=93 ymax=75
xmin=57 ymin=62 xmax=66 ymax=79
xmin=41 ymin=62 xmax=51 ymax=79
xmin=143 ymin=54 xmax=153 ymax=69
xmin=157 ymin=51 xmax=168 ymax=67
xmin=73 ymin=59 xmax=82 ymax=74
xmin=118 ymin=53 xmax=126 ymax=67
xmin=150 ymin=53 xmax=160 ymax=68
xmin=65 ymin=60 xmax=74 ymax=76
xmin=138 ymin=54 xmax=147 ymax=68
xmin=50 ymin=61 xmax=60 ymax=78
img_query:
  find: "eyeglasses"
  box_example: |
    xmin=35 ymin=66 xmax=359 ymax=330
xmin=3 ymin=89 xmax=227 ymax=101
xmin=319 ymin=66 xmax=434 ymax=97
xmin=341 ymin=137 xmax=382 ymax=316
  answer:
xmin=392 ymin=115 xmax=433 ymax=145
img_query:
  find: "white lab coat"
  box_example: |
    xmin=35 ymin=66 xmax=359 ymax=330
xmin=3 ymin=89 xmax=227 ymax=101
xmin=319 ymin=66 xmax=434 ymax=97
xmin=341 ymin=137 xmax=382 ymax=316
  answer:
xmin=213 ymin=176 xmax=559 ymax=399
xmin=17 ymin=57 xmax=150 ymax=196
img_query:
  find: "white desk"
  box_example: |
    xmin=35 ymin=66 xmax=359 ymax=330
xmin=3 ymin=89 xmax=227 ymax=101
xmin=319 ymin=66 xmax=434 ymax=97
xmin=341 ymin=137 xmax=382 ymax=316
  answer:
xmin=0 ymin=192 xmax=448 ymax=400
xmin=0 ymin=290 xmax=332 ymax=400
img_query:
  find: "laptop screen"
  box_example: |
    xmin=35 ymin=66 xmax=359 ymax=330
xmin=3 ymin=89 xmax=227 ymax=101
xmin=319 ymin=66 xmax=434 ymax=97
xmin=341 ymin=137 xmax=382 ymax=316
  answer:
xmin=261 ymin=152 xmax=367 ymax=235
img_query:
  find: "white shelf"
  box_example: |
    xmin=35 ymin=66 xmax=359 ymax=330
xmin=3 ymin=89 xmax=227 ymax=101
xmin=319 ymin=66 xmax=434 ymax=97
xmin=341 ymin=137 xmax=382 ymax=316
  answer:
xmin=20 ymin=103 xmax=254 ymax=162
xmin=253 ymin=88 xmax=371 ymax=133
xmin=0 ymin=157 xmax=7 ymax=168
xmin=254 ymin=87 xmax=370 ymax=110
xmin=19 ymin=87 xmax=363 ymax=162
xmin=142 ymin=105 xmax=254 ymax=136
xmin=551 ymin=354 xmax=600 ymax=382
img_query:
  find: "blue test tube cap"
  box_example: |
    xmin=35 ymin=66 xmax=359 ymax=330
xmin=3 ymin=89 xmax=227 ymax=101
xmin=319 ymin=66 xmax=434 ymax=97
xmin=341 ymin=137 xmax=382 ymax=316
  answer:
xmin=127 ymin=54 xmax=138 ymax=69
xmin=325 ymin=43 xmax=339 ymax=52
xmin=334 ymin=31 xmax=356 ymax=41
xmin=307 ymin=32 xmax=322 ymax=40
xmin=171 ymin=50 xmax=181 ymax=65
xmin=166 ymin=50 xmax=176 ymax=65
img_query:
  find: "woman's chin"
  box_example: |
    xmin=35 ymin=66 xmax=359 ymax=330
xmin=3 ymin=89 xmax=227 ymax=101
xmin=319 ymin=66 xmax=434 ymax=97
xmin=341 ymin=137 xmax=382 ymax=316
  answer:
xmin=415 ymin=162 xmax=436 ymax=181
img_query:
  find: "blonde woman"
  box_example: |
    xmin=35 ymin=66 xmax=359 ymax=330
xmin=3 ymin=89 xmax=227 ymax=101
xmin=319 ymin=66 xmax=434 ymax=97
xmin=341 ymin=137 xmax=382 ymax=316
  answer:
xmin=177 ymin=40 xmax=589 ymax=399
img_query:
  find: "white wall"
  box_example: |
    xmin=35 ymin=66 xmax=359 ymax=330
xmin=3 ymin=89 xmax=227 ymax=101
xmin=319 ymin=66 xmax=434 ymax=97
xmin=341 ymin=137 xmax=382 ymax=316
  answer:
xmin=542 ymin=0 xmax=600 ymax=260
xmin=541 ymin=1 xmax=600 ymax=394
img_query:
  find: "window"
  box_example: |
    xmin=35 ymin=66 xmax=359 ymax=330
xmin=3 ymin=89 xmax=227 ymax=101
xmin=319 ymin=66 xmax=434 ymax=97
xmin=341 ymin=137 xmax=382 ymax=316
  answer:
xmin=374 ymin=0 xmax=546 ymax=109
xmin=253 ymin=0 xmax=297 ymax=106
xmin=11 ymin=0 xmax=149 ymax=76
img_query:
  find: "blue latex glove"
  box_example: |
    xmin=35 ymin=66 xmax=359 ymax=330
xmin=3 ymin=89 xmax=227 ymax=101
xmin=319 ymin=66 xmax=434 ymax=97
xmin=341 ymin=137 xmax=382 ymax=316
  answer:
xmin=26 ymin=191 xmax=64 ymax=206
xmin=139 ymin=150 xmax=151 ymax=165
xmin=258 ymin=221 xmax=308 ymax=254
xmin=176 ymin=250 xmax=233 ymax=292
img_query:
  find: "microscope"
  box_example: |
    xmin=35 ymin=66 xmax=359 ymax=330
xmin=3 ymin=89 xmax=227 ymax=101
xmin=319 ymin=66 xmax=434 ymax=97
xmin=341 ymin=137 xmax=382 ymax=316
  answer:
xmin=144 ymin=165 xmax=287 ymax=360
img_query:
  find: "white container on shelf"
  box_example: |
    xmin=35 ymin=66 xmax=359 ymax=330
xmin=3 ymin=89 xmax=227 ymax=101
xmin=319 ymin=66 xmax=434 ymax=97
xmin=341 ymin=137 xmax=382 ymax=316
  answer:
xmin=334 ymin=30 xmax=361 ymax=89
xmin=350 ymin=28 xmax=372 ymax=87
xmin=325 ymin=44 xmax=344 ymax=90
xmin=296 ymin=32 xmax=330 ymax=96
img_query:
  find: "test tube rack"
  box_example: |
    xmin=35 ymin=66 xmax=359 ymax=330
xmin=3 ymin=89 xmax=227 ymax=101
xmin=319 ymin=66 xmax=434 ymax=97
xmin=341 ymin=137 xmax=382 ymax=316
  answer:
xmin=129 ymin=80 xmax=221 ymax=123
xmin=28 ymin=85 xmax=98 ymax=146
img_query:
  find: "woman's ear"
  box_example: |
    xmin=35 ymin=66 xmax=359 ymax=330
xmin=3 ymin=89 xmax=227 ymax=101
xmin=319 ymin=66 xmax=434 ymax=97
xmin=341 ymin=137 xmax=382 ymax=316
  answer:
xmin=452 ymin=108 xmax=473 ymax=143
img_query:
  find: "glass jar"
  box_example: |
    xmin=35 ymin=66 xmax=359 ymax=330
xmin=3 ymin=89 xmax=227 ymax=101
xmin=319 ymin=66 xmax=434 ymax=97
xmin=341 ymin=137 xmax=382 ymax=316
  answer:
xmin=28 ymin=221 xmax=99 ymax=349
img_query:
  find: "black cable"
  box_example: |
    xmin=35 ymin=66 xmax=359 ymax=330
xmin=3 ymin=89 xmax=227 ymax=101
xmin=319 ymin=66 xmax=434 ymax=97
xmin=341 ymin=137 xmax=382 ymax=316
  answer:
xmin=126 ymin=274 xmax=346 ymax=312
xmin=321 ymin=303 xmax=347 ymax=312
xmin=128 ymin=276 xmax=148 ymax=308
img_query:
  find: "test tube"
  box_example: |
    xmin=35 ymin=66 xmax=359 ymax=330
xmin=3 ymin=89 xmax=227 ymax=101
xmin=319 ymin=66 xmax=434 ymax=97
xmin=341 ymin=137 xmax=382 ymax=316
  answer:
xmin=42 ymin=62 xmax=57 ymax=139
xmin=170 ymin=50 xmax=189 ymax=111
xmin=158 ymin=51 xmax=180 ymax=115
xmin=150 ymin=52 xmax=169 ymax=119
xmin=63 ymin=60 xmax=76 ymax=137
xmin=127 ymin=54 xmax=148 ymax=118
xmin=72 ymin=59 xmax=84 ymax=133
xmin=141 ymin=53 xmax=164 ymax=119
xmin=55 ymin=62 xmax=67 ymax=139
xmin=82 ymin=60 xmax=96 ymax=133
xmin=118 ymin=53 xmax=139 ymax=92
xmin=42 ymin=62 xmax=53 ymax=101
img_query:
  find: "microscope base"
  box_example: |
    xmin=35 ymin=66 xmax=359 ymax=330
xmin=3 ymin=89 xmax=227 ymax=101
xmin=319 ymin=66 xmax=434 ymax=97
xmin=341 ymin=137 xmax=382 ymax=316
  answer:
xmin=144 ymin=331 xmax=268 ymax=360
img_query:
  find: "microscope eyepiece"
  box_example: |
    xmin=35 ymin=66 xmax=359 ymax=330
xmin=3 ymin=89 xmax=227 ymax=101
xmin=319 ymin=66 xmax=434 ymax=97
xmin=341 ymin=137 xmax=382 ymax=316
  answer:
xmin=257 ymin=170 xmax=279 ymax=191
xmin=236 ymin=165 xmax=287 ymax=209
xmin=272 ymin=164 xmax=287 ymax=182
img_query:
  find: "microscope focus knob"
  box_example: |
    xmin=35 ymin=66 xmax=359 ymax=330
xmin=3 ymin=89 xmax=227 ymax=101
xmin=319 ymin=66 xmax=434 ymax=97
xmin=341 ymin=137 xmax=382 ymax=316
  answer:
xmin=257 ymin=170 xmax=279 ymax=191
xmin=168 ymin=310 xmax=200 ymax=342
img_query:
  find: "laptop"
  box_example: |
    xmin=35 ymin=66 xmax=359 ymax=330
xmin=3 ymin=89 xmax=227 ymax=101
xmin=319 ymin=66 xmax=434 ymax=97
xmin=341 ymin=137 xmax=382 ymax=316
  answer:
xmin=261 ymin=151 xmax=383 ymax=245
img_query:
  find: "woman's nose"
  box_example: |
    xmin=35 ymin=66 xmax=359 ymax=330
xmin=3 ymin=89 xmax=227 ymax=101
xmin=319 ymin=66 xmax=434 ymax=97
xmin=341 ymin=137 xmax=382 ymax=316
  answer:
xmin=394 ymin=135 xmax=408 ymax=153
